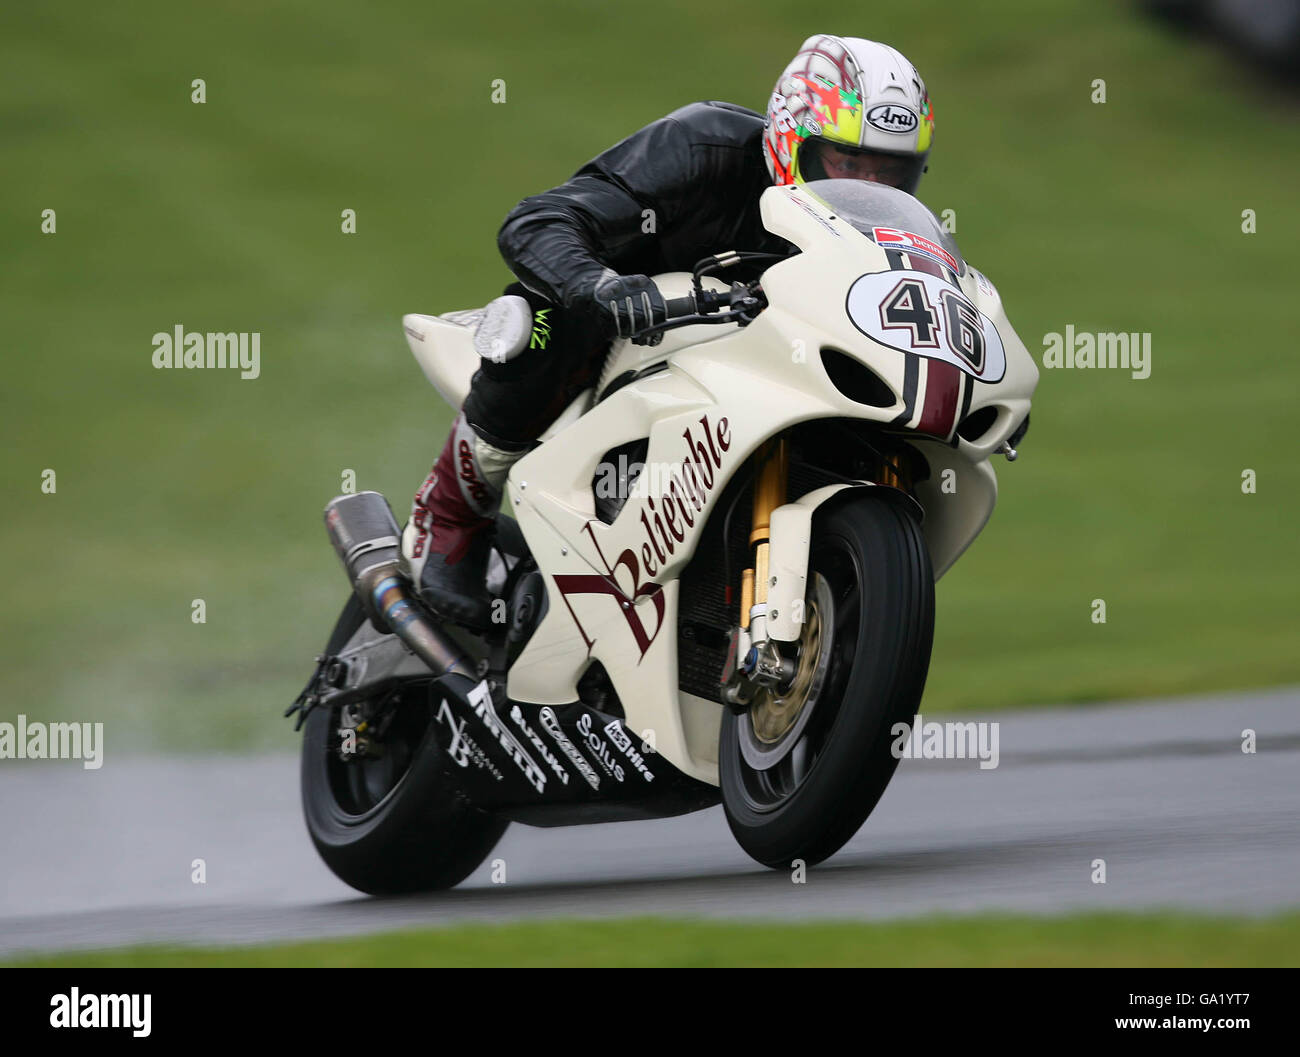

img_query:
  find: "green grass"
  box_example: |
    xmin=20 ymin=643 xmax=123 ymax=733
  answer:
xmin=2 ymin=0 xmax=1297 ymax=750
xmin=7 ymin=912 xmax=1299 ymax=967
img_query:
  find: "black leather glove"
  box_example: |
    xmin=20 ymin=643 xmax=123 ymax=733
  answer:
xmin=593 ymin=273 xmax=667 ymax=346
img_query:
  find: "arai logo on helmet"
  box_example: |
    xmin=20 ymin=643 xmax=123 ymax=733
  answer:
xmin=866 ymin=104 xmax=918 ymax=134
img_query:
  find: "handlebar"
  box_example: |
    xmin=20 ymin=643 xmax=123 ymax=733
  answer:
xmin=630 ymin=286 xmax=761 ymax=343
xmin=663 ymin=295 xmax=699 ymax=319
xmin=665 ymin=288 xmax=735 ymax=318
xmin=626 ymin=249 xmax=786 ymax=343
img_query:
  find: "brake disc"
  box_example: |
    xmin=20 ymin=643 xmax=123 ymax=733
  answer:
xmin=739 ymin=573 xmax=836 ymax=771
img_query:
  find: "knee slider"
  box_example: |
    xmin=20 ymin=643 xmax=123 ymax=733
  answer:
xmin=474 ymin=295 xmax=536 ymax=364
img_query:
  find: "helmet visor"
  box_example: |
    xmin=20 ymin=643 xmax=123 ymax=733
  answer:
xmin=799 ymin=136 xmax=926 ymax=194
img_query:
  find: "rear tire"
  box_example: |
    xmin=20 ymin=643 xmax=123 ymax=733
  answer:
xmin=301 ymin=685 xmax=507 ymax=894
xmin=719 ymin=495 xmax=934 ymax=868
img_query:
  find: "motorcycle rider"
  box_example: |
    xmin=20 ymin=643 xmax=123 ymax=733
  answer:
xmin=402 ymin=34 xmax=935 ymax=628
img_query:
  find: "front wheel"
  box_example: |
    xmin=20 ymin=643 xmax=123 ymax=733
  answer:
xmin=719 ymin=495 xmax=935 ymax=868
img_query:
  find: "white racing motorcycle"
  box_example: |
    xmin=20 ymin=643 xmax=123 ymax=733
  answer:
xmin=288 ymin=179 xmax=1038 ymax=894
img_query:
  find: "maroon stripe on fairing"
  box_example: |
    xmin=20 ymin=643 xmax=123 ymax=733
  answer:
xmin=952 ymin=372 xmax=973 ymax=447
xmin=906 ymin=255 xmax=944 ymax=278
xmin=906 ymin=254 xmax=965 ymax=439
xmin=917 ymin=360 xmax=962 ymax=439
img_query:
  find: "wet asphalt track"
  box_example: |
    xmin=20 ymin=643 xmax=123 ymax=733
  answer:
xmin=1 ymin=687 xmax=1297 ymax=957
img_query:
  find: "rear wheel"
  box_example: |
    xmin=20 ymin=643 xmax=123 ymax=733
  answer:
xmin=301 ymin=683 xmax=507 ymax=894
xmin=719 ymin=495 xmax=934 ymax=868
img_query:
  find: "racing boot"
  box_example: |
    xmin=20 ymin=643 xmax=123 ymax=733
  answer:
xmin=401 ymin=409 xmax=527 ymax=629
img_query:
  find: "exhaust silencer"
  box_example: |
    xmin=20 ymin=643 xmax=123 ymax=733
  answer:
xmin=323 ymin=491 xmax=472 ymax=679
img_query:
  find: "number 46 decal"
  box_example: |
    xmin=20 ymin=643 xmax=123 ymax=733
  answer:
xmin=879 ymin=278 xmax=984 ymax=370
xmin=848 ymin=270 xmax=1007 ymax=382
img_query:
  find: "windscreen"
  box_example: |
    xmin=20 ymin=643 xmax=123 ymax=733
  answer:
xmin=801 ymin=179 xmax=964 ymax=275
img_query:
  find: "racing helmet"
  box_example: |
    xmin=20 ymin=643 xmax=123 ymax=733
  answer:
xmin=764 ymin=35 xmax=934 ymax=195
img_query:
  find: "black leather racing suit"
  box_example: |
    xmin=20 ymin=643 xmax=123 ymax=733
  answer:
xmin=462 ymin=100 xmax=791 ymax=448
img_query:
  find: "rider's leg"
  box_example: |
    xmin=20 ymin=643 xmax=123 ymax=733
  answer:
xmin=401 ymin=283 xmax=609 ymax=628
xmin=401 ymin=409 xmax=526 ymax=629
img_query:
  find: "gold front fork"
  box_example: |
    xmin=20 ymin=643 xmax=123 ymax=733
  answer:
xmin=740 ymin=437 xmax=788 ymax=630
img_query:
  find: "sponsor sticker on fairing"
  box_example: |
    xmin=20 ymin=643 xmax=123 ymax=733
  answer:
xmin=603 ymin=720 xmax=655 ymax=783
xmin=436 ymin=698 xmax=502 ymax=780
xmin=540 ymin=707 xmax=601 ymax=790
xmin=577 ymin=713 xmax=625 ymax=783
xmin=510 ymin=704 xmax=570 ymax=786
xmin=784 ymin=186 xmax=842 ymax=237
xmin=871 ymin=227 xmax=961 ymax=274
xmin=464 ymin=680 xmax=548 ymax=794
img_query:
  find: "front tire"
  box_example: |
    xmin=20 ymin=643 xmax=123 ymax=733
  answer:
xmin=719 ymin=495 xmax=935 ymax=868
xmin=301 ymin=684 xmax=508 ymax=894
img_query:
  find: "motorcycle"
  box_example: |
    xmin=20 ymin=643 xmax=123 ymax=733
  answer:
xmin=287 ymin=179 xmax=1038 ymax=894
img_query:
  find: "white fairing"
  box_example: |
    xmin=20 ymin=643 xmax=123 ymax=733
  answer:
xmin=402 ymin=311 xmax=594 ymax=442
xmin=402 ymin=314 xmax=477 ymax=410
xmin=404 ymin=182 xmax=1037 ymax=785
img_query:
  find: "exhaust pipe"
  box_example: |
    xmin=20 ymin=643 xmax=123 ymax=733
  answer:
xmin=323 ymin=491 xmax=473 ymax=679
